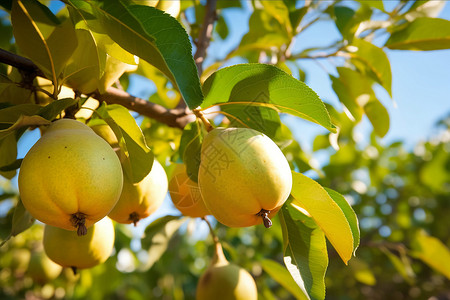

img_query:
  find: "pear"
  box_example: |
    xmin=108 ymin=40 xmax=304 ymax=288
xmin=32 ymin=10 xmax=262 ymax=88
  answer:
xmin=196 ymin=243 xmax=257 ymax=300
xmin=18 ymin=119 xmax=123 ymax=235
xmin=108 ymin=159 xmax=168 ymax=226
xmin=43 ymin=217 xmax=115 ymax=274
xmin=169 ymin=163 xmax=210 ymax=218
xmin=198 ymin=127 xmax=292 ymax=228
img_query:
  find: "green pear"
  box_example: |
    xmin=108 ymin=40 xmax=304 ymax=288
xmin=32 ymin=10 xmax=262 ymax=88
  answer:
xmin=196 ymin=243 xmax=257 ymax=300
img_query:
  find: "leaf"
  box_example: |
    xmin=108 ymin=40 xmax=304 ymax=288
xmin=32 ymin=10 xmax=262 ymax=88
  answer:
xmin=38 ymin=98 xmax=78 ymax=120
xmin=68 ymin=0 xmax=203 ymax=109
xmin=178 ymin=120 xmax=206 ymax=183
xmin=0 ymin=103 xmax=41 ymax=123
xmin=0 ymin=115 xmax=50 ymax=140
xmin=1 ymin=198 xmax=35 ymax=247
xmin=140 ymin=215 xmax=185 ymax=271
xmin=324 ymin=188 xmax=360 ymax=255
xmin=386 ymin=18 xmax=450 ymax=50
xmin=348 ymin=38 xmax=392 ymax=96
xmin=290 ymin=171 xmax=354 ymax=264
xmin=279 ymin=203 xmax=328 ymax=300
xmin=99 ymin=104 xmax=154 ymax=183
xmin=202 ymin=64 xmax=335 ymax=133
xmin=261 ymin=258 xmax=310 ymax=300
xmin=11 ymin=0 xmax=77 ymax=85
xmin=233 ymin=10 xmax=290 ymax=57
xmin=380 ymin=247 xmax=415 ymax=284
xmin=364 ymin=98 xmax=390 ymax=138
xmin=410 ymin=230 xmax=450 ymax=279
xmin=0 ymin=134 xmax=17 ymax=179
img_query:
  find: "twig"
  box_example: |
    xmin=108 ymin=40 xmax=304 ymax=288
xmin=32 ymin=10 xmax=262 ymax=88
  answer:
xmin=0 ymin=48 xmax=194 ymax=129
xmin=193 ymin=0 xmax=218 ymax=76
xmin=202 ymin=216 xmax=219 ymax=245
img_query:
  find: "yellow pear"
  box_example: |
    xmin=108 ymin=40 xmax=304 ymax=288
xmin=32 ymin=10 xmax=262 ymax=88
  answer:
xmin=169 ymin=163 xmax=209 ymax=218
xmin=43 ymin=217 xmax=115 ymax=273
xmin=198 ymin=127 xmax=292 ymax=228
xmin=109 ymin=160 xmax=168 ymax=226
xmin=18 ymin=119 xmax=123 ymax=235
xmin=196 ymin=243 xmax=257 ymax=300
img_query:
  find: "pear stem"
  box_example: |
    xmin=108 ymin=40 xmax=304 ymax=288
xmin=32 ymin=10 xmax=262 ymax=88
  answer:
xmin=129 ymin=212 xmax=140 ymax=227
xmin=257 ymin=209 xmax=272 ymax=228
xmin=202 ymin=217 xmax=227 ymax=264
xmin=71 ymin=266 xmax=77 ymax=275
xmin=193 ymin=108 xmax=214 ymax=132
xmin=202 ymin=217 xmax=219 ymax=245
xmin=70 ymin=212 xmax=87 ymax=236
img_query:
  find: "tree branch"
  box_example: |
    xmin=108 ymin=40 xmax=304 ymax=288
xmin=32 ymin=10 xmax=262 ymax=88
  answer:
xmin=0 ymin=48 xmax=194 ymax=129
xmin=193 ymin=0 xmax=218 ymax=77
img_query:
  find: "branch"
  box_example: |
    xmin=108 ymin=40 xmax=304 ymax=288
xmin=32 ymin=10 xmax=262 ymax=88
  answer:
xmin=0 ymin=48 xmax=194 ymax=129
xmin=193 ymin=0 xmax=218 ymax=76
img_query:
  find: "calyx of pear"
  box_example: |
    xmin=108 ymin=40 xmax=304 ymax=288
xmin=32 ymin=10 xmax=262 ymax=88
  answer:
xmin=169 ymin=163 xmax=210 ymax=218
xmin=196 ymin=242 xmax=257 ymax=300
xmin=198 ymin=127 xmax=292 ymax=228
xmin=18 ymin=119 xmax=123 ymax=235
xmin=43 ymin=217 xmax=115 ymax=274
xmin=108 ymin=159 xmax=168 ymax=226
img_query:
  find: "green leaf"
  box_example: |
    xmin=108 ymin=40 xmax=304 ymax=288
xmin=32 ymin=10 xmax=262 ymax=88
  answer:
xmin=0 ymin=103 xmax=41 ymax=123
xmin=411 ymin=230 xmax=450 ymax=279
xmin=355 ymin=0 xmax=384 ymax=12
xmin=0 ymin=134 xmax=18 ymax=179
xmin=99 ymin=104 xmax=154 ymax=183
xmin=179 ymin=120 xmax=206 ymax=183
xmin=11 ymin=0 xmax=77 ymax=85
xmin=349 ymin=38 xmax=392 ymax=96
xmin=38 ymin=98 xmax=78 ymax=121
xmin=234 ymin=10 xmax=290 ymax=56
xmin=290 ymin=171 xmax=354 ymax=264
xmin=68 ymin=0 xmax=203 ymax=109
xmin=364 ymin=98 xmax=390 ymax=138
xmin=330 ymin=67 xmax=369 ymax=122
xmin=380 ymin=247 xmax=415 ymax=284
xmin=1 ymin=198 xmax=35 ymax=247
xmin=261 ymin=258 xmax=310 ymax=300
xmin=279 ymin=203 xmax=328 ymax=300
xmin=140 ymin=215 xmax=185 ymax=271
xmin=386 ymin=18 xmax=450 ymax=50
xmin=324 ymin=188 xmax=360 ymax=255
xmin=202 ymin=64 xmax=335 ymax=133
xmin=0 ymin=115 xmax=50 ymax=141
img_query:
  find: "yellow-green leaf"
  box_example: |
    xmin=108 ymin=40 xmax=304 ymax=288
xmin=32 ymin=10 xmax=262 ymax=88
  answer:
xmin=411 ymin=230 xmax=450 ymax=279
xmin=290 ymin=171 xmax=354 ymax=264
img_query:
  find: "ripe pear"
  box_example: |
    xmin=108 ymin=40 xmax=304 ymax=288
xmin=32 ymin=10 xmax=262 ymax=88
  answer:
xmin=27 ymin=250 xmax=63 ymax=284
xmin=43 ymin=217 xmax=115 ymax=273
xmin=108 ymin=160 xmax=168 ymax=226
xmin=198 ymin=127 xmax=292 ymax=228
xmin=168 ymin=163 xmax=210 ymax=218
xmin=18 ymin=119 xmax=123 ymax=235
xmin=196 ymin=243 xmax=257 ymax=300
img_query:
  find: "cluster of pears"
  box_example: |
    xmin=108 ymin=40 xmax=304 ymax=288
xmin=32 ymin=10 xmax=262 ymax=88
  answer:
xmin=18 ymin=119 xmax=168 ymax=273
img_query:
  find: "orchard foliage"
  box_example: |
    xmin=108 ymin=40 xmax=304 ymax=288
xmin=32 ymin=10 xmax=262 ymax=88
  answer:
xmin=0 ymin=0 xmax=449 ymax=299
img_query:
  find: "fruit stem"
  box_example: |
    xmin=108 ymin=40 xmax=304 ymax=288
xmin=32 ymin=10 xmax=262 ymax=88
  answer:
xmin=71 ymin=266 xmax=77 ymax=276
xmin=202 ymin=217 xmax=227 ymax=264
xmin=129 ymin=212 xmax=140 ymax=227
xmin=193 ymin=108 xmax=214 ymax=132
xmin=256 ymin=209 xmax=272 ymax=228
xmin=70 ymin=212 xmax=88 ymax=236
